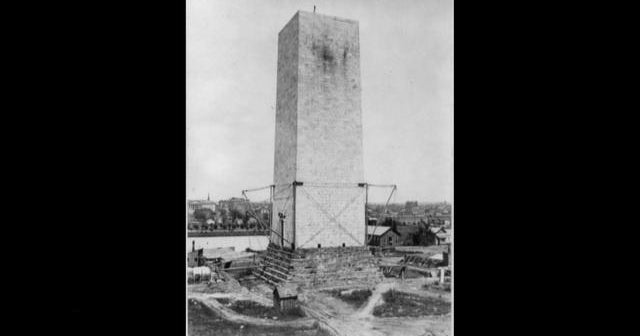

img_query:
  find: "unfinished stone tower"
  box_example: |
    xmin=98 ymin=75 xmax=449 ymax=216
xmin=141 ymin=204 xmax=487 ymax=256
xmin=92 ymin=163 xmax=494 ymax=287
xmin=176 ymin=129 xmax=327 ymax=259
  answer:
xmin=256 ymin=11 xmax=382 ymax=289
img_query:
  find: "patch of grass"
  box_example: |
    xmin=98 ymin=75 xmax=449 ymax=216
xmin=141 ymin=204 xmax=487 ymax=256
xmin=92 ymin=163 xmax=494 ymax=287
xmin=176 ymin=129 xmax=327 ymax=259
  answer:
xmin=215 ymin=298 xmax=231 ymax=304
xmin=227 ymin=300 xmax=306 ymax=321
xmin=422 ymin=283 xmax=451 ymax=292
xmin=373 ymin=290 xmax=450 ymax=317
xmin=325 ymin=289 xmax=372 ymax=308
xmin=188 ymin=300 xmax=318 ymax=336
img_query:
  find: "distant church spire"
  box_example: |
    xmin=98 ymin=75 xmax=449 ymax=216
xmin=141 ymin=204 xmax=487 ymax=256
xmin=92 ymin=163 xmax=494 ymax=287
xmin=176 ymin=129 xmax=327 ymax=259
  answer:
xmin=207 ymin=193 xmax=210 ymax=201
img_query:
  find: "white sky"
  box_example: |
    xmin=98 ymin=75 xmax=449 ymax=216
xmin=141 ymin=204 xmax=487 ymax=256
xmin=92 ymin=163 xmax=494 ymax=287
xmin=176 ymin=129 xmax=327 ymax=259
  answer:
xmin=187 ymin=0 xmax=452 ymax=203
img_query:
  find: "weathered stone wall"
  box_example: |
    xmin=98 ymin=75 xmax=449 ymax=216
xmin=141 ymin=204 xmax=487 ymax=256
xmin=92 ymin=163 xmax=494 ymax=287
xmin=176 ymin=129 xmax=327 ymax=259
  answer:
xmin=296 ymin=11 xmax=363 ymax=184
xmin=256 ymin=244 xmax=383 ymax=289
xmin=272 ymin=13 xmax=299 ymax=247
xmin=272 ymin=11 xmax=365 ymax=248
xmin=290 ymin=246 xmax=382 ymax=288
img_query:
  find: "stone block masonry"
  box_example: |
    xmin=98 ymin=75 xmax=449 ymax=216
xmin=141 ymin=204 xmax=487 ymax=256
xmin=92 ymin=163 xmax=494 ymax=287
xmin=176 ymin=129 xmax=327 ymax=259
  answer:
xmin=272 ymin=12 xmax=299 ymax=247
xmin=255 ymin=243 xmax=383 ymax=289
xmin=272 ymin=10 xmax=365 ymax=249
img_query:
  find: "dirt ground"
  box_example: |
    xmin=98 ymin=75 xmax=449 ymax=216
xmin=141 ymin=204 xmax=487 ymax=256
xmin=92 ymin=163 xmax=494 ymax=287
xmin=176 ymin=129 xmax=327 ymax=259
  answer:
xmin=322 ymin=289 xmax=373 ymax=309
xmin=373 ymin=290 xmax=450 ymax=317
xmin=224 ymin=299 xmax=306 ymax=321
xmin=188 ymin=274 xmax=451 ymax=336
xmin=188 ymin=299 xmax=327 ymax=336
xmin=302 ymin=279 xmax=451 ymax=336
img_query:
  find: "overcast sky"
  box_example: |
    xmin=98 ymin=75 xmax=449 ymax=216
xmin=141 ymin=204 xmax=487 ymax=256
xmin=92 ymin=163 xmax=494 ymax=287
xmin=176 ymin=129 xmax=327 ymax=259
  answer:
xmin=187 ymin=0 xmax=452 ymax=203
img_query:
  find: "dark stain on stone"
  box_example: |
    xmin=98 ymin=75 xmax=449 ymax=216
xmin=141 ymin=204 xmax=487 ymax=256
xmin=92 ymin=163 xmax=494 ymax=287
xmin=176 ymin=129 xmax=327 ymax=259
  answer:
xmin=322 ymin=45 xmax=334 ymax=63
xmin=311 ymin=36 xmax=339 ymax=73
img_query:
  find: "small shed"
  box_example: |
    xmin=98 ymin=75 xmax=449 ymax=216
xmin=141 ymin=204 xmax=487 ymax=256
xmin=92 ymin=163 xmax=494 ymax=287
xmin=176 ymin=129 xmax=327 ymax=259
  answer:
xmin=435 ymin=231 xmax=450 ymax=245
xmin=273 ymin=284 xmax=299 ymax=312
xmin=426 ymin=226 xmax=450 ymax=246
xmin=367 ymin=225 xmax=401 ymax=247
xmin=188 ymin=248 xmax=204 ymax=267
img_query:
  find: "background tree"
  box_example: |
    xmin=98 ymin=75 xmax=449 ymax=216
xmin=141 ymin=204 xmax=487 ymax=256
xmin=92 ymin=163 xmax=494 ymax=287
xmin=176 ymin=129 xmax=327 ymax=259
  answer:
xmin=247 ymin=217 xmax=257 ymax=230
xmin=243 ymin=212 xmax=252 ymax=228
xmin=193 ymin=208 xmax=215 ymax=223
xmin=412 ymin=222 xmax=431 ymax=246
xmin=229 ymin=208 xmax=243 ymax=220
xmin=222 ymin=218 xmax=231 ymax=231
xmin=413 ymin=225 xmax=425 ymax=245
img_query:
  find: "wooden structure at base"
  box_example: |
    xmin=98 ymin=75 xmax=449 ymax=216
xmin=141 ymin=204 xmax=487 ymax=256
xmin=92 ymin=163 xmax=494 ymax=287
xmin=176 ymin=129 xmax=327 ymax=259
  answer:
xmin=187 ymin=248 xmax=204 ymax=267
xmin=273 ymin=283 xmax=299 ymax=312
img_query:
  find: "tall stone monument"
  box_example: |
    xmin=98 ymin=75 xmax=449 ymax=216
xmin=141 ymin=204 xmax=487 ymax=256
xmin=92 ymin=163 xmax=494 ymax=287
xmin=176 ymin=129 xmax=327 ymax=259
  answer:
xmin=258 ymin=11 xmax=382 ymax=289
xmin=272 ymin=10 xmax=365 ymax=249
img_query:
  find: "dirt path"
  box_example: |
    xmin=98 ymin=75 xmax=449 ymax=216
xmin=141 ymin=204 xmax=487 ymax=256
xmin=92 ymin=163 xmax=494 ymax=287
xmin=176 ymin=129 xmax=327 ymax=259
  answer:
xmin=355 ymin=282 xmax=395 ymax=318
xmin=188 ymin=284 xmax=273 ymax=306
xmin=188 ymin=280 xmax=450 ymax=336
xmin=302 ymin=296 xmax=384 ymax=336
xmin=302 ymin=279 xmax=450 ymax=336
xmin=300 ymin=281 xmax=397 ymax=336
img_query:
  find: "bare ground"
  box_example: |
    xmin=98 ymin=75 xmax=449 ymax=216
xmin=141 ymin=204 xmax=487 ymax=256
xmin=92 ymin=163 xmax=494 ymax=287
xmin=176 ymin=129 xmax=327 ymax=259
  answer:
xmin=188 ymin=298 xmax=327 ymax=336
xmin=189 ymin=292 xmax=317 ymax=329
xmin=188 ymin=276 xmax=451 ymax=336
xmin=302 ymin=279 xmax=451 ymax=336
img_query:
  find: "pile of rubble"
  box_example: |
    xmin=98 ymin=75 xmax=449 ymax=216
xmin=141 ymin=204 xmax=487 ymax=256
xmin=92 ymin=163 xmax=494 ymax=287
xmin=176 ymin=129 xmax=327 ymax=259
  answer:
xmin=401 ymin=255 xmax=445 ymax=269
xmin=201 ymin=270 xmax=244 ymax=293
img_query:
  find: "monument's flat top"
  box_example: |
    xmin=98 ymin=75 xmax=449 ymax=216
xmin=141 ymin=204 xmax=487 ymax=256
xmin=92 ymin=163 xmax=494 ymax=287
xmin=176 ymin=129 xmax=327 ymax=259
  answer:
xmin=279 ymin=10 xmax=358 ymax=35
xmin=297 ymin=10 xmax=359 ymax=24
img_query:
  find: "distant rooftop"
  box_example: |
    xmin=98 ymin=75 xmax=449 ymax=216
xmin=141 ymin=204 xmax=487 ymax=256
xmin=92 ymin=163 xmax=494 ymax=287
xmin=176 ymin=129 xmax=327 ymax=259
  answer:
xmin=367 ymin=225 xmax=391 ymax=236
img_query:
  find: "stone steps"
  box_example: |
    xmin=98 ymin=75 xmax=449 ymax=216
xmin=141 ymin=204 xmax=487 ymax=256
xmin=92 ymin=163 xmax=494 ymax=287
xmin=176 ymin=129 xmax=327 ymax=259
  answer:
xmin=256 ymin=267 xmax=289 ymax=283
xmin=262 ymin=260 xmax=292 ymax=275
xmin=253 ymin=270 xmax=278 ymax=286
xmin=263 ymin=255 xmax=294 ymax=270
xmin=266 ymin=244 xmax=304 ymax=259
xmin=261 ymin=263 xmax=292 ymax=280
xmin=291 ymin=270 xmax=382 ymax=281
xmin=290 ymin=265 xmax=380 ymax=276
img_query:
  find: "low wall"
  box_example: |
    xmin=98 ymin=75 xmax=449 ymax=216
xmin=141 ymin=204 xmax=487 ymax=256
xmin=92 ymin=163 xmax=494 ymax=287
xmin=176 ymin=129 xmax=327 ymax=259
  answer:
xmin=290 ymin=246 xmax=383 ymax=288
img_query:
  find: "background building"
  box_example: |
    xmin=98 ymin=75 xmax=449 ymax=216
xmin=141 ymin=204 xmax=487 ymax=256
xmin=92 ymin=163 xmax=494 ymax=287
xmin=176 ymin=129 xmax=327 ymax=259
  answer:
xmin=188 ymin=199 xmax=217 ymax=215
xmin=367 ymin=225 xmax=400 ymax=247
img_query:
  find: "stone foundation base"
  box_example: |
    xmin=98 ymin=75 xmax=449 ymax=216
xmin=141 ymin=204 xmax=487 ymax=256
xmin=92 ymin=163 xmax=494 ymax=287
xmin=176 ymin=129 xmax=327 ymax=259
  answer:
xmin=254 ymin=243 xmax=383 ymax=290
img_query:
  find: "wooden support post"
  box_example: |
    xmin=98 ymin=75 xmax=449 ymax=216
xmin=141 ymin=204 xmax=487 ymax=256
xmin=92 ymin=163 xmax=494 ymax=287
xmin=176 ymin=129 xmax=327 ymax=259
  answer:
xmin=280 ymin=217 xmax=284 ymax=247
xmin=364 ymin=183 xmax=368 ymax=246
xmin=292 ymin=181 xmax=303 ymax=250
xmin=292 ymin=182 xmax=296 ymax=250
xmin=269 ymin=185 xmax=274 ymax=235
